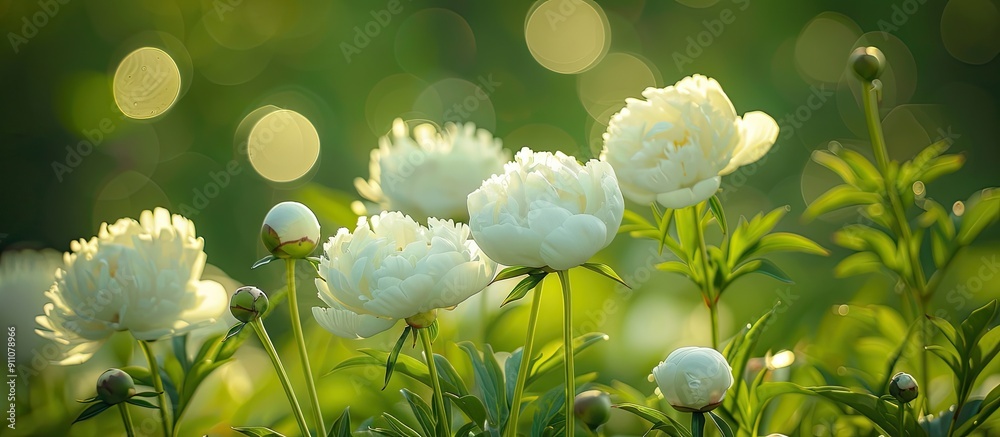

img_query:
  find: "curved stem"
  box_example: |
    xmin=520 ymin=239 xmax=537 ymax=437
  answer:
xmin=419 ymin=328 xmax=451 ymax=436
xmin=690 ymin=205 xmax=718 ymax=350
xmin=898 ymin=401 xmax=906 ymax=437
xmin=118 ymin=402 xmax=136 ymax=437
xmin=558 ymin=270 xmax=576 ymax=437
xmin=861 ymin=80 xmax=931 ymax=414
xmin=252 ymin=319 xmax=311 ymax=437
xmin=692 ymin=412 xmax=706 ymax=437
xmin=286 ymin=258 xmax=326 ymax=434
xmin=505 ymin=280 xmax=544 ymax=437
xmin=137 ymin=340 xmax=171 ymax=437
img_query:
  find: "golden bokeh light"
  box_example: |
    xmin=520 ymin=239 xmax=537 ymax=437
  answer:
xmin=941 ymin=0 xmax=1000 ymax=65
xmin=577 ymin=52 xmax=660 ymax=123
xmin=524 ymin=0 xmax=611 ymax=74
xmin=113 ymin=47 xmax=182 ymax=120
xmin=245 ymin=109 xmax=321 ymax=183
xmin=413 ymin=78 xmax=497 ymax=132
xmin=766 ymin=350 xmax=796 ymax=370
xmin=794 ymin=12 xmax=862 ymax=83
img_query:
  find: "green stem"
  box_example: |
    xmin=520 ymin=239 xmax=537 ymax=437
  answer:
xmin=137 ymin=340 xmax=171 ymax=437
xmin=252 ymin=319 xmax=311 ymax=437
xmin=690 ymin=205 xmax=718 ymax=350
xmin=505 ymin=281 xmax=544 ymax=437
xmin=861 ymin=80 xmax=932 ymax=414
xmin=692 ymin=412 xmax=706 ymax=437
xmin=558 ymin=270 xmax=576 ymax=437
xmin=118 ymin=402 xmax=136 ymax=437
xmin=898 ymin=401 xmax=906 ymax=437
xmin=419 ymin=328 xmax=451 ymax=436
xmin=286 ymin=258 xmax=326 ymax=434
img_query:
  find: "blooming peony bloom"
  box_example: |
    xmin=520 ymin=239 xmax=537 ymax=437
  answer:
xmin=600 ymin=75 xmax=779 ymax=209
xmin=355 ymin=119 xmax=510 ymax=222
xmin=312 ymin=211 xmax=497 ymax=339
xmin=466 ymin=148 xmax=624 ymax=271
xmin=36 ymin=208 xmax=228 ymax=365
xmin=652 ymin=346 xmax=733 ymax=412
xmin=0 ymin=249 xmax=63 ymax=355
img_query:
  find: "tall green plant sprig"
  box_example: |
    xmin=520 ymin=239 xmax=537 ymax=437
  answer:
xmin=804 ymin=46 xmax=1000 ymax=414
xmin=620 ymin=197 xmax=828 ymax=350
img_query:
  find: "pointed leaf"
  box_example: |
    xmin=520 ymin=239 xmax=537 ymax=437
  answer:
xmin=381 ymin=413 xmax=422 ymax=437
xmin=120 ymin=366 xmax=152 ymax=387
xmin=745 ymin=232 xmax=828 ymax=261
xmin=400 ymin=389 xmax=436 ymax=437
xmin=918 ymin=154 xmax=965 ymax=184
xmin=926 ymin=315 xmax=961 ymax=352
xmin=433 ymin=354 xmax=469 ymax=398
xmin=731 ymin=258 xmax=793 ymax=284
xmin=612 ymin=403 xmax=691 ymax=437
xmin=579 ymin=263 xmax=630 ymax=288
xmin=527 ymin=333 xmax=609 ymax=388
xmin=251 ymin=255 xmax=277 ymax=269
xmin=492 ymin=266 xmax=541 ymax=284
xmin=708 ymin=411 xmax=735 ymax=437
xmin=385 ymin=327 xmax=412 ymax=389
xmin=446 ymin=394 xmax=487 ymax=429
xmin=961 ymin=300 xmax=998 ymax=357
xmin=125 ymin=398 xmax=160 ymax=409
xmin=708 ymin=194 xmax=728 ymax=234
xmin=834 ymin=251 xmax=884 ymax=277
xmin=458 ymin=342 xmax=502 ymax=426
xmin=502 ymin=274 xmax=546 ymax=307
xmin=812 ymin=149 xmax=858 ymax=186
xmin=72 ymin=402 xmax=112 ymax=423
xmin=224 ymin=323 xmax=246 ymax=342
xmin=926 ymin=345 xmax=963 ymax=377
xmin=233 ymin=426 xmax=287 ymax=436
xmin=328 ymin=407 xmax=353 ymax=437
xmin=803 ymin=185 xmax=881 ymax=222
xmin=957 ymin=188 xmax=1000 ymax=246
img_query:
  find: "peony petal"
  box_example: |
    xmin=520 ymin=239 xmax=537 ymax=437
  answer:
xmin=720 ymin=111 xmax=779 ymax=175
xmin=539 ymin=214 xmax=608 ymax=270
xmin=654 ymin=177 xmax=720 ymax=209
xmin=475 ymin=223 xmax=546 ymax=268
xmin=312 ymin=306 xmax=396 ymax=339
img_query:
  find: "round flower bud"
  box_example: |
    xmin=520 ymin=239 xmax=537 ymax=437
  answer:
xmin=574 ymin=390 xmax=611 ymax=430
xmin=652 ymin=347 xmax=733 ymax=413
xmin=404 ymin=310 xmax=437 ymax=329
xmin=889 ymin=372 xmax=918 ymax=404
xmin=230 ymin=286 xmax=269 ymax=323
xmin=261 ymin=201 xmax=321 ymax=259
xmin=96 ymin=368 xmax=136 ymax=405
xmin=849 ymin=46 xmax=885 ymax=81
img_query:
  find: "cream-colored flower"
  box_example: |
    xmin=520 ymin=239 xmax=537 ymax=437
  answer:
xmin=0 ymin=249 xmax=63 ymax=354
xmin=652 ymin=346 xmax=733 ymax=412
xmin=36 ymin=208 xmax=228 ymax=365
xmin=601 ymin=75 xmax=779 ymax=209
xmin=312 ymin=211 xmax=496 ymax=339
xmin=467 ymin=148 xmax=624 ymax=271
xmin=355 ymin=119 xmax=510 ymax=222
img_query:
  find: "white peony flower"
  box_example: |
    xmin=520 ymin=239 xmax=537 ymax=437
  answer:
xmin=0 ymin=249 xmax=63 ymax=354
xmin=652 ymin=346 xmax=733 ymax=412
xmin=355 ymin=118 xmax=510 ymax=222
xmin=312 ymin=211 xmax=497 ymax=339
xmin=466 ymin=148 xmax=624 ymax=271
xmin=261 ymin=201 xmax=321 ymax=259
xmin=600 ymin=74 xmax=779 ymax=209
xmin=36 ymin=208 xmax=228 ymax=365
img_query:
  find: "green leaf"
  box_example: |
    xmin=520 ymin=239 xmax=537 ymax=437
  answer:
xmin=385 ymin=326 xmax=412 ymax=389
xmin=708 ymin=194 xmax=728 ymax=235
xmin=502 ymin=274 xmax=546 ymax=307
xmin=251 ymin=254 xmax=277 ymax=269
xmin=527 ymin=333 xmax=609 ymax=388
xmin=612 ymin=403 xmax=691 ymax=437
xmin=434 ymin=354 xmax=470 ymax=398
xmin=400 ymin=389 xmax=437 ymax=437
xmin=728 ymin=207 xmax=788 ymax=266
xmin=224 ymin=323 xmax=246 ymax=342
xmin=707 ymin=411 xmax=734 ymax=437
xmin=232 ymin=427 xmax=287 ymax=437
xmin=453 ymin=422 xmax=479 ymax=437
xmin=957 ymin=188 xmax=1000 ymax=246
xmin=656 ymin=260 xmax=693 ymax=278
xmin=742 ymin=232 xmax=829 ymax=262
xmin=482 ymin=344 xmax=508 ymax=426
xmin=457 ymin=342 xmax=503 ymax=427
xmin=173 ymin=334 xmax=190 ymax=372
xmin=446 ymin=394 xmax=487 ymax=430
xmin=72 ymin=402 xmax=112 ymax=423
xmin=926 ymin=315 xmax=961 ymax=352
xmin=76 ymin=395 xmax=99 ymax=403
xmin=327 ymin=350 xmax=464 ymax=396
xmin=961 ymin=300 xmax=998 ymax=357
xmin=492 ymin=266 xmax=542 ymax=284
xmin=956 ymin=384 xmax=1000 ymax=436
xmin=730 ymin=258 xmax=794 ymax=284
xmin=836 ymin=147 xmax=883 ymax=191
xmin=918 ymin=154 xmax=965 ymax=185
xmin=125 ymin=398 xmax=160 ymax=409
xmin=812 ymin=149 xmax=858 ymax=186
xmin=974 ymin=326 xmax=1000 ymax=375
xmin=120 ymin=366 xmax=152 ymax=386
xmin=579 ymin=263 xmax=629 ymax=288
xmin=721 ymin=308 xmax=774 ymax=423
xmin=531 ymin=386 xmax=566 ymax=437
xmin=926 ymin=345 xmax=963 ymax=377
xmin=834 ymin=251 xmax=884 ymax=277
xmin=835 ymin=225 xmax=901 ymax=271
xmin=381 ymin=413 xmax=423 ymax=437
xmin=329 ymin=407 xmax=353 ymax=437
xmin=803 ymin=185 xmax=881 ymax=222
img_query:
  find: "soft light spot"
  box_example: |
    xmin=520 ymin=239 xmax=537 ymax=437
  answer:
xmin=794 ymin=12 xmax=862 ymax=83
xmin=953 ymin=201 xmax=966 ymax=216
xmin=113 ymin=47 xmax=182 ymax=120
xmin=246 ymin=109 xmax=321 ymax=183
xmin=837 ymin=304 xmax=850 ymax=316
xmin=766 ymin=350 xmax=796 ymax=370
xmin=524 ymin=0 xmax=610 ymax=74
xmin=941 ymin=0 xmax=1000 ymax=64
xmin=577 ymin=52 xmax=660 ymax=123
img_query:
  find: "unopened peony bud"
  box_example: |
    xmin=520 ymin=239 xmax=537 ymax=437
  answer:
xmin=231 ymin=286 xmax=269 ymax=323
xmin=849 ymin=46 xmax=885 ymax=81
xmin=574 ymin=390 xmax=611 ymax=430
xmin=261 ymin=201 xmax=321 ymax=259
xmin=889 ymin=372 xmax=918 ymax=404
xmin=96 ymin=369 xmax=136 ymax=405
xmin=652 ymin=347 xmax=733 ymax=413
